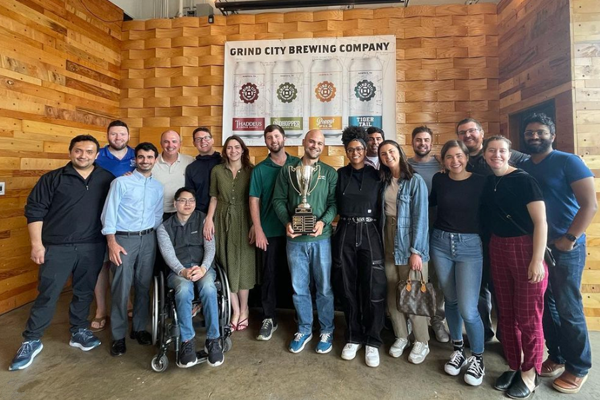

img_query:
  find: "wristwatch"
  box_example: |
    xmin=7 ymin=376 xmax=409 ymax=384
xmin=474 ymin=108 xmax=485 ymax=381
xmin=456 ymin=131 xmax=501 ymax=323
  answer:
xmin=564 ymin=233 xmax=577 ymax=242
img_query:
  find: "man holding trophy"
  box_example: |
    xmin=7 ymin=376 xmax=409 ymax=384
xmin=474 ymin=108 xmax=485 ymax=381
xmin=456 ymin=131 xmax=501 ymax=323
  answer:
xmin=273 ymin=129 xmax=338 ymax=355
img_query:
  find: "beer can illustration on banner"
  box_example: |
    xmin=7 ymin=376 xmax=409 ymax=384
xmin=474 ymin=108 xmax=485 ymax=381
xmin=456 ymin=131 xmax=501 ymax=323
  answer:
xmin=271 ymin=60 xmax=304 ymax=138
xmin=310 ymin=59 xmax=343 ymax=138
xmin=349 ymin=57 xmax=383 ymax=129
xmin=233 ymin=61 xmax=266 ymax=138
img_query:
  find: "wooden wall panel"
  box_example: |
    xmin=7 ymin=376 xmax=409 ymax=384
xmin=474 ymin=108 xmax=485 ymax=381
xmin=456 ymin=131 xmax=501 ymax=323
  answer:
xmin=121 ymin=5 xmax=499 ymax=161
xmin=0 ymin=0 xmax=122 ymax=315
xmin=497 ymin=0 xmax=573 ymax=145
xmin=572 ymin=0 xmax=600 ymax=329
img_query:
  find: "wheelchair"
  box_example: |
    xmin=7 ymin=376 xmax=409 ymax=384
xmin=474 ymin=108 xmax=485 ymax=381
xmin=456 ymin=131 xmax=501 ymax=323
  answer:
xmin=150 ymin=263 xmax=233 ymax=372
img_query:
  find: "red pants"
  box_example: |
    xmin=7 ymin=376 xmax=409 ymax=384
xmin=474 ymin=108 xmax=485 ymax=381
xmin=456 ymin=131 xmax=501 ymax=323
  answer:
xmin=490 ymin=235 xmax=548 ymax=373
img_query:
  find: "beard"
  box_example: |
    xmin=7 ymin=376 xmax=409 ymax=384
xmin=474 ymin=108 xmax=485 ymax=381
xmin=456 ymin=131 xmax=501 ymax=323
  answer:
xmin=267 ymin=143 xmax=282 ymax=153
xmin=524 ymin=138 xmax=553 ymax=154
xmin=414 ymin=147 xmax=431 ymax=157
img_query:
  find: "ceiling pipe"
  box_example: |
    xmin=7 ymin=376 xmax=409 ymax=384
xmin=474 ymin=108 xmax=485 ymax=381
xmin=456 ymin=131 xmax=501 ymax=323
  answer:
xmin=215 ymin=0 xmax=409 ymax=14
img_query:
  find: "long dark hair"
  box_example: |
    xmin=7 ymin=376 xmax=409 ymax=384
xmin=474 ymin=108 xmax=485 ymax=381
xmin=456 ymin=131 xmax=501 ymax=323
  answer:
xmin=378 ymin=139 xmax=415 ymax=184
xmin=222 ymin=135 xmax=253 ymax=170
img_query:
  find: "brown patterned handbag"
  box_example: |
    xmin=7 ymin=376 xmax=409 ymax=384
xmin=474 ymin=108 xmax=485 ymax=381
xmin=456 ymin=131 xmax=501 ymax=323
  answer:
xmin=396 ymin=269 xmax=437 ymax=318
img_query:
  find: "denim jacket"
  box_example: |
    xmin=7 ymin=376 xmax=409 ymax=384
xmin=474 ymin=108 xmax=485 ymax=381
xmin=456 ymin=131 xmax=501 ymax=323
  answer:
xmin=381 ymin=173 xmax=429 ymax=265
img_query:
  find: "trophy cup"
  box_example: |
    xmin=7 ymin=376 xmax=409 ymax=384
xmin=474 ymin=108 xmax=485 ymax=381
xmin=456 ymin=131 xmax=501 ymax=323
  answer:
xmin=288 ymin=164 xmax=320 ymax=234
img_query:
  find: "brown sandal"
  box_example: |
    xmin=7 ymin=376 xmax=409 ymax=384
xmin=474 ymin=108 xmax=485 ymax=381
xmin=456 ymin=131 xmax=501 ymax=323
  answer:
xmin=90 ymin=316 xmax=108 ymax=332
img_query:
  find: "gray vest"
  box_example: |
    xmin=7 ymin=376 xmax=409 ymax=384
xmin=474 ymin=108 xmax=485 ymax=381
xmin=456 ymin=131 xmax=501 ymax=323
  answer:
xmin=162 ymin=210 xmax=205 ymax=267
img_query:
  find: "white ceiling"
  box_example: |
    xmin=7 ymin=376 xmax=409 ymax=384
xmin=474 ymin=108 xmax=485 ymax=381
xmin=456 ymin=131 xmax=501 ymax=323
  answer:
xmin=110 ymin=0 xmax=500 ymax=21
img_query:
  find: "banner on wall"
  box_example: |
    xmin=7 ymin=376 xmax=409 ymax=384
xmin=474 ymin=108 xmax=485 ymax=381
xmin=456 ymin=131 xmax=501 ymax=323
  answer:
xmin=222 ymin=35 xmax=397 ymax=146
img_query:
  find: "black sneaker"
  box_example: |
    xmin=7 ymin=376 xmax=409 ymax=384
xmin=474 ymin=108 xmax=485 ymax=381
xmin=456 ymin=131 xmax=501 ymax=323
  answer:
xmin=257 ymin=318 xmax=278 ymax=341
xmin=177 ymin=340 xmax=197 ymax=368
xmin=444 ymin=350 xmax=466 ymax=376
xmin=205 ymin=338 xmax=224 ymax=367
xmin=464 ymin=355 xmax=485 ymax=386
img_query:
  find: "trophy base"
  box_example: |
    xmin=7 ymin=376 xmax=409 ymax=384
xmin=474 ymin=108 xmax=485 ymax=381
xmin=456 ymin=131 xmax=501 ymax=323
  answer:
xmin=292 ymin=208 xmax=316 ymax=235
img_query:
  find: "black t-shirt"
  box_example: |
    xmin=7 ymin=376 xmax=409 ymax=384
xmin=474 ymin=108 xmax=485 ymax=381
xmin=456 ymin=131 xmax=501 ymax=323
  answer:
xmin=336 ymin=164 xmax=382 ymax=218
xmin=481 ymin=169 xmax=544 ymax=237
xmin=429 ymin=172 xmax=486 ymax=234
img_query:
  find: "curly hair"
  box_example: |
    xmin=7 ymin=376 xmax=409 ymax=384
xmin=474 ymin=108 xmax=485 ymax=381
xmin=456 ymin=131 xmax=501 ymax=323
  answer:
xmin=341 ymin=125 xmax=368 ymax=148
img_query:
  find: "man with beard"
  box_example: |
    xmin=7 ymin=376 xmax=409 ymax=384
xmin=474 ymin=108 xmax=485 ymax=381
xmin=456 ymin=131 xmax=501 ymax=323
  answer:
xmin=185 ymin=127 xmax=221 ymax=214
xmin=364 ymin=127 xmax=385 ymax=169
xmin=9 ymin=135 xmax=114 ymax=371
xmin=407 ymin=126 xmax=449 ymax=344
xmin=250 ymin=125 xmax=299 ymax=341
xmin=101 ymin=143 xmax=164 ymax=357
xmin=273 ymin=129 xmax=338 ymax=354
xmin=91 ymin=120 xmax=136 ymax=332
xmin=457 ymin=118 xmax=529 ymax=175
xmin=456 ymin=118 xmax=530 ymax=344
xmin=520 ymin=113 xmax=596 ymax=394
xmin=153 ymin=130 xmax=194 ymax=219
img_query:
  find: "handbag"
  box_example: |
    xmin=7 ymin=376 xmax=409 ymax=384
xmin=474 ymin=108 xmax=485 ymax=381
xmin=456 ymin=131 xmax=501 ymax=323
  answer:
xmin=495 ymin=205 xmax=556 ymax=267
xmin=396 ymin=269 xmax=436 ymax=318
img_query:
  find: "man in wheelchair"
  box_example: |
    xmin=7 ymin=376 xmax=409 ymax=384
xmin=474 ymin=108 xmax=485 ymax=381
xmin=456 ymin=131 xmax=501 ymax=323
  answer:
xmin=157 ymin=187 xmax=224 ymax=368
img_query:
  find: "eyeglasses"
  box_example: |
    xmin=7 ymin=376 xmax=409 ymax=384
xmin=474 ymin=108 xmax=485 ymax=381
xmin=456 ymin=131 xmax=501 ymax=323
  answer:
xmin=523 ymin=130 xmax=550 ymax=138
xmin=176 ymin=198 xmax=196 ymax=204
xmin=194 ymin=136 xmax=212 ymax=142
xmin=346 ymin=146 xmax=365 ymax=153
xmin=457 ymin=128 xmax=479 ymax=136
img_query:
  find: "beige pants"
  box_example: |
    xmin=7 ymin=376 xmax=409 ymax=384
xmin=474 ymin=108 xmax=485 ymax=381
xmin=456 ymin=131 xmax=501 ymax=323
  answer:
xmin=384 ymin=216 xmax=430 ymax=343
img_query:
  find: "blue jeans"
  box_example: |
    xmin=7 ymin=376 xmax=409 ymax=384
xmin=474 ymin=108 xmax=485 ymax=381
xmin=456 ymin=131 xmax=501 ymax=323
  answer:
xmin=287 ymin=238 xmax=334 ymax=335
xmin=430 ymin=229 xmax=485 ymax=354
xmin=544 ymin=239 xmax=591 ymax=377
xmin=168 ymin=267 xmax=219 ymax=342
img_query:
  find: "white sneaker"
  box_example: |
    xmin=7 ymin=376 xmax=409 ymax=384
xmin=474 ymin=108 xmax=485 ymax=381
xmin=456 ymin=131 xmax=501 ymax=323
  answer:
xmin=365 ymin=345 xmax=380 ymax=367
xmin=389 ymin=338 xmax=409 ymax=358
xmin=432 ymin=321 xmax=450 ymax=343
xmin=408 ymin=341 xmax=430 ymax=364
xmin=341 ymin=343 xmax=361 ymax=360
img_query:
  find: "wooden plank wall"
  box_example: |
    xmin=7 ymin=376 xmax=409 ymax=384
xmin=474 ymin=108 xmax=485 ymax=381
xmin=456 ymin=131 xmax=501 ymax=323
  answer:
xmin=0 ymin=0 xmax=122 ymax=314
xmin=572 ymin=0 xmax=600 ymax=331
xmin=121 ymin=3 xmax=499 ymax=163
xmin=497 ymin=0 xmax=574 ymax=149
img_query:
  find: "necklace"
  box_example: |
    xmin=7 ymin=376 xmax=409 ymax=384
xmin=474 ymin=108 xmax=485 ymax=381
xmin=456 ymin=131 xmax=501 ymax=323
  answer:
xmin=494 ymin=174 xmax=506 ymax=192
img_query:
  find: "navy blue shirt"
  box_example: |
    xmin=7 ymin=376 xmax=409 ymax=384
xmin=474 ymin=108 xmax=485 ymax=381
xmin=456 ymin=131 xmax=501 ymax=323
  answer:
xmin=521 ymin=150 xmax=594 ymax=241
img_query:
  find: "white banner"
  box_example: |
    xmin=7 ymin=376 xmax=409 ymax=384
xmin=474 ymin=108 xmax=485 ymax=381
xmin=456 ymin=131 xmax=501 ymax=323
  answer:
xmin=223 ymin=35 xmax=397 ymax=146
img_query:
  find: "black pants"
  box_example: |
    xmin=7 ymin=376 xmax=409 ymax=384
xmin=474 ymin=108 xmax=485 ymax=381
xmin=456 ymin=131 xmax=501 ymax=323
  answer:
xmin=479 ymin=239 xmax=498 ymax=341
xmin=332 ymin=221 xmax=386 ymax=348
xmin=259 ymin=236 xmax=291 ymax=322
xmin=23 ymin=242 xmax=106 ymax=340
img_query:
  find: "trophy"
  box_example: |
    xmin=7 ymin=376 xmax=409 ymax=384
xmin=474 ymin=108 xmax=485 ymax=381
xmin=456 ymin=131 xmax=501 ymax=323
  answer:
xmin=288 ymin=164 xmax=320 ymax=234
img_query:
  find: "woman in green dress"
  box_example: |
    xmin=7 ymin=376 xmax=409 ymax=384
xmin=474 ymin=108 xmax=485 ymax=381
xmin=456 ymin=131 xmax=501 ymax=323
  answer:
xmin=204 ymin=135 xmax=256 ymax=331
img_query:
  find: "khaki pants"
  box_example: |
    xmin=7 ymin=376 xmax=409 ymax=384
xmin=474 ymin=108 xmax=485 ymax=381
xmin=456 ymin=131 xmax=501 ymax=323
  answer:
xmin=384 ymin=216 xmax=430 ymax=343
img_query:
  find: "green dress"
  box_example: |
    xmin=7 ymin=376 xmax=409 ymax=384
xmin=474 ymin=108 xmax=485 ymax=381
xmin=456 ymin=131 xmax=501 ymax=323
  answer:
xmin=209 ymin=163 xmax=256 ymax=292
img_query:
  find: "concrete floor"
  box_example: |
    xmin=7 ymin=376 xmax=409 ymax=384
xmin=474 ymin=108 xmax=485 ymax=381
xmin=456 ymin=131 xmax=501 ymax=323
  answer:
xmin=0 ymin=293 xmax=598 ymax=400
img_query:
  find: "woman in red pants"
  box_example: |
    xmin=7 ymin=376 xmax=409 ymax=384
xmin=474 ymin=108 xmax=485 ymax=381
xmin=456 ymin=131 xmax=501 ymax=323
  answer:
xmin=482 ymin=135 xmax=548 ymax=399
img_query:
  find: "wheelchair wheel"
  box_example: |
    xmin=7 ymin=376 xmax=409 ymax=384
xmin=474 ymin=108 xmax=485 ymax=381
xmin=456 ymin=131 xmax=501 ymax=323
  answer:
xmin=151 ymin=354 xmax=169 ymax=373
xmin=223 ymin=336 xmax=232 ymax=353
xmin=151 ymin=276 xmax=159 ymax=345
xmin=216 ymin=264 xmax=232 ymax=327
xmin=151 ymin=273 xmax=166 ymax=346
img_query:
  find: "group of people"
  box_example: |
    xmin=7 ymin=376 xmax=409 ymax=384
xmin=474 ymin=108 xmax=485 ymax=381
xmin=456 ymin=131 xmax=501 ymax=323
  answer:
xmin=8 ymin=114 xmax=595 ymax=397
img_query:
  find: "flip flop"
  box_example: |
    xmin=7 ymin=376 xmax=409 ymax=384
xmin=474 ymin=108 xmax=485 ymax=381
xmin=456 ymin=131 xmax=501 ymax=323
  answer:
xmin=236 ymin=318 xmax=249 ymax=331
xmin=90 ymin=316 xmax=108 ymax=332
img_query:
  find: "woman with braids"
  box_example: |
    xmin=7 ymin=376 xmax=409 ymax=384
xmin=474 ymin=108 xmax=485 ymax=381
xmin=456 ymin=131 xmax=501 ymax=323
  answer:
xmin=204 ymin=135 xmax=256 ymax=332
xmin=333 ymin=126 xmax=386 ymax=367
xmin=378 ymin=140 xmax=431 ymax=364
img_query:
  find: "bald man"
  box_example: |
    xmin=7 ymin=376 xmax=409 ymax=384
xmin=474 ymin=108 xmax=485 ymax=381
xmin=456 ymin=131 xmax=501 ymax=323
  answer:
xmin=153 ymin=130 xmax=194 ymax=218
xmin=273 ymin=130 xmax=338 ymax=354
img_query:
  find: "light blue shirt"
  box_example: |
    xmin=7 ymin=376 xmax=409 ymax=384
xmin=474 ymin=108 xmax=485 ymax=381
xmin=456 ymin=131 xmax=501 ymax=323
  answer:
xmin=101 ymin=170 xmax=164 ymax=235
